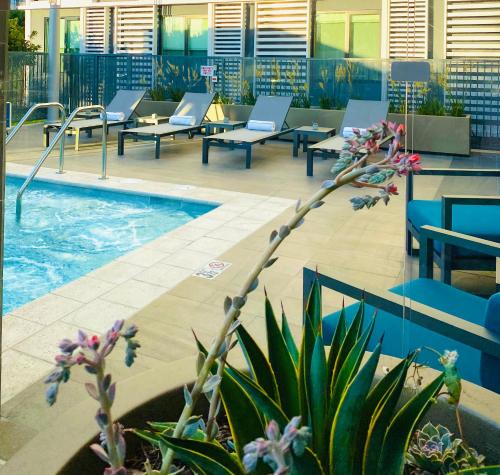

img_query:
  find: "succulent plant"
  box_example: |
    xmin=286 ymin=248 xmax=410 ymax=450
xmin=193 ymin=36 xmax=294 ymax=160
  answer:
xmin=406 ymin=422 xmax=485 ymax=474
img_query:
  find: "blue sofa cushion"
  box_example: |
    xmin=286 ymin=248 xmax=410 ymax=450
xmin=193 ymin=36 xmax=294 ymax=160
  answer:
xmin=322 ymin=279 xmax=498 ymax=393
xmin=407 ymin=200 xmax=500 ymax=256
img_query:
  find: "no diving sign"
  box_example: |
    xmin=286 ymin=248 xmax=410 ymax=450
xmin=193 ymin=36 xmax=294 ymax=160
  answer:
xmin=200 ymin=65 xmax=217 ymax=77
xmin=194 ymin=260 xmax=231 ymax=280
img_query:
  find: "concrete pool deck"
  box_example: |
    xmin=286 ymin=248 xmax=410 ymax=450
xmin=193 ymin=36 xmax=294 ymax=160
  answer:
xmin=0 ymin=123 xmax=498 ymax=463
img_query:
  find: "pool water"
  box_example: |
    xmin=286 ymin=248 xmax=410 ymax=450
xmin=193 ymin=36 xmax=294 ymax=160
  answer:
xmin=3 ymin=177 xmax=216 ymax=313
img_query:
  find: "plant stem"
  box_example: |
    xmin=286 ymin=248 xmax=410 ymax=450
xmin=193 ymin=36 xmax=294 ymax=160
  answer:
xmin=159 ymin=154 xmax=390 ymax=474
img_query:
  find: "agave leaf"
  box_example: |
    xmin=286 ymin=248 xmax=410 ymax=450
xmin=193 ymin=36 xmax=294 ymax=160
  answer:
xmin=305 ymin=278 xmax=322 ymax=336
xmin=291 ymin=447 xmax=326 ymax=475
xmin=329 ymin=316 xmax=375 ymax=417
xmin=281 ymin=307 xmax=299 ymax=366
xmin=218 ymin=369 xmax=264 ymax=459
xmin=326 ymin=306 xmax=346 ymax=393
xmin=456 ymin=467 xmax=500 ymax=474
xmin=360 ymin=354 xmax=416 ymax=473
xmin=145 ymin=421 xmax=207 ymax=441
xmin=265 ymin=297 xmax=300 ymax=418
xmin=226 ymin=364 xmax=289 ymax=428
xmin=162 ymin=436 xmax=246 ymax=475
xmin=236 ymin=325 xmax=280 ymax=402
xmin=309 ymin=335 xmax=328 ymax=464
xmin=299 ymin=313 xmax=315 ymax=425
xmin=330 ymin=302 xmax=365 ymax=393
xmin=330 ymin=341 xmax=382 ymax=475
xmin=377 ymin=373 xmax=445 ymax=475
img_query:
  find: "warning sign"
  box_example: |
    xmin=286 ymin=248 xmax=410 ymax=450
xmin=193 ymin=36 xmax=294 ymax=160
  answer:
xmin=194 ymin=260 xmax=231 ymax=280
xmin=200 ymin=65 xmax=217 ymax=77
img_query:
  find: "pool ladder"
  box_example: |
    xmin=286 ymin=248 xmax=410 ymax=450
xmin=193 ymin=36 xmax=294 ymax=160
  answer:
xmin=9 ymin=104 xmax=109 ymax=219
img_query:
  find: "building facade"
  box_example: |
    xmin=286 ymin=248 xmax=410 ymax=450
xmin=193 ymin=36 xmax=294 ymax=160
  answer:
xmin=16 ymin=0 xmax=500 ymax=60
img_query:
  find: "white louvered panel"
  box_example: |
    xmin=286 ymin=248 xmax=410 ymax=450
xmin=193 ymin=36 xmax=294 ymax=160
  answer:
xmin=255 ymin=0 xmax=310 ymax=57
xmin=388 ymin=0 xmax=428 ymax=58
xmin=114 ymin=5 xmax=157 ymax=54
xmin=84 ymin=7 xmax=110 ymax=54
xmin=446 ymin=0 xmax=500 ymax=58
xmin=213 ymin=3 xmax=244 ymax=56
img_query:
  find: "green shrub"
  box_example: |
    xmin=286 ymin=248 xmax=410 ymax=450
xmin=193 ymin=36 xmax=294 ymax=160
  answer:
xmin=319 ymin=94 xmax=333 ymax=110
xmin=148 ymin=85 xmax=167 ymax=102
xmin=417 ymin=97 xmax=446 ymax=116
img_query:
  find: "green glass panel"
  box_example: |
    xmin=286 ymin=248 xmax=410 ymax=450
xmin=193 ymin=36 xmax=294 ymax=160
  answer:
xmin=314 ymin=13 xmax=345 ymax=59
xmin=65 ymin=19 xmax=80 ymax=53
xmin=350 ymin=14 xmax=380 ymax=59
xmin=162 ymin=16 xmax=186 ymax=54
xmin=188 ymin=18 xmax=208 ymax=55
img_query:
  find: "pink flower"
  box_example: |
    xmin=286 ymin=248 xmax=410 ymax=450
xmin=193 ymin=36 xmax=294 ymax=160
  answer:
xmin=396 ymin=124 xmax=405 ymax=135
xmin=89 ymin=335 xmax=100 ymax=350
xmin=385 ymin=183 xmax=399 ymax=195
xmin=411 ymin=163 xmax=422 ymax=173
xmin=408 ymin=153 xmax=421 ymax=163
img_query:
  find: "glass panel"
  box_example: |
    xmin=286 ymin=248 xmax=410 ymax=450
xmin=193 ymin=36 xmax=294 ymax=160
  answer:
xmin=65 ymin=19 xmax=80 ymax=53
xmin=349 ymin=14 xmax=380 ymax=59
xmin=188 ymin=18 xmax=208 ymax=56
xmin=314 ymin=13 xmax=345 ymax=59
xmin=43 ymin=18 xmax=66 ymax=53
xmin=162 ymin=16 xmax=186 ymax=55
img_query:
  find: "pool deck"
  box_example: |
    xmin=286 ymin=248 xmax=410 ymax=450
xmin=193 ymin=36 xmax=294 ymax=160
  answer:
xmin=0 ymin=124 xmax=499 ymax=463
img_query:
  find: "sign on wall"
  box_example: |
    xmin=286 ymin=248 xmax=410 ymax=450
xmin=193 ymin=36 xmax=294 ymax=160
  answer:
xmin=201 ymin=65 xmax=217 ymax=77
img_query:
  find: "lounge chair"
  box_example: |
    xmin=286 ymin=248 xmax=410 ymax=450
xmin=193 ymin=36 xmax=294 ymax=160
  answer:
xmin=309 ymin=225 xmax=500 ymax=393
xmin=117 ymin=92 xmax=215 ymax=160
xmin=406 ymin=168 xmax=500 ymax=284
xmin=44 ymin=89 xmax=146 ymax=151
xmin=306 ymin=99 xmax=389 ymax=176
xmin=202 ymin=95 xmax=293 ymax=169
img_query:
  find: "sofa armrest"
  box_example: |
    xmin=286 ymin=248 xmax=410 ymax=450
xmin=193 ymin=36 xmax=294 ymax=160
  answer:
xmin=303 ymin=267 xmax=500 ymax=358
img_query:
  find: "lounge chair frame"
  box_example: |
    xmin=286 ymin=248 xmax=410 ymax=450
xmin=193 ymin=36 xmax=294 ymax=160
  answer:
xmin=303 ymin=225 xmax=500 ymax=359
xmin=406 ymin=168 xmax=500 ymax=283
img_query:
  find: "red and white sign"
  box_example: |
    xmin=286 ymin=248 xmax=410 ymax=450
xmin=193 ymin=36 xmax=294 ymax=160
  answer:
xmin=200 ymin=65 xmax=217 ymax=77
xmin=194 ymin=260 xmax=231 ymax=280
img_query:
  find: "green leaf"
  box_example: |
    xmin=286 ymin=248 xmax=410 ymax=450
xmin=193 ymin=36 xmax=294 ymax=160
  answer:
xmin=162 ymin=436 xmax=246 ymax=475
xmin=226 ymin=364 xmax=289 ymax=428
xmin=377 ymin=373 xmax=445 ymax=475
xmin=330 ymin=301 xmax=365 ymax=393
xmin=145 ymin=421 xmax=206 ymax=441
xmin=329 ymin=316 xmax=375 ymax=417
xmin=281 ymin=307 xmax=299 ymax=365
xmin=219 ymin=369 xmax=264 ymax=459
xmin=326 ymin=306 xmax=346 ymax=394
xmin=291 ymin=448 xmax=326 ymax=475
xmin=236 ymin=325 xmax=280 ymax=402
xmin=330 ymin=341 xmax=382 ymax=475
xmin=309 ymin=335 xmax=328 ymax=465
xmin=456 ymin=467 xmax=500 ymax=474
xmin=305 ymin=277 xmax=322 ymax=335
xmin=360 ymin=354 xmax=415 ymax=473
xmin=299 ymin=313 xmax=315 ymax=425
xmin=265 ymin=297 xmax=300 ymax=418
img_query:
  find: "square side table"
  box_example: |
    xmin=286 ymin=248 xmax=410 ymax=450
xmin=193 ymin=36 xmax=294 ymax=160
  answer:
xmin=205 ymin=120 xmax=246 ymax=136
xmin=293 ymin=126 xmax=336 ymax=157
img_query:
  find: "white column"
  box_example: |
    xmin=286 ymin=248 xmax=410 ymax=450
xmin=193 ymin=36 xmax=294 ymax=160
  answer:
xmin=47 ymin=0 xmax=61 ymax=122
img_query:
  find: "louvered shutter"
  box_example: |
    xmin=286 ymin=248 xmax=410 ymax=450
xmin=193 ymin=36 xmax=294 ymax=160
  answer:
xmin=255 ymin=0 xmax=311 ymax=57
xmin=114 ymin=5 xmax=157 ymax=54
xmin=83 ymin=7 xmax=111 ymax=54
xmin=388 ymin=0 xmax=429 ymax=58
xmin=446 ymin=0 xmax=500 ymax=58
xmin=212 ymin=3 xmax=245 ymax=56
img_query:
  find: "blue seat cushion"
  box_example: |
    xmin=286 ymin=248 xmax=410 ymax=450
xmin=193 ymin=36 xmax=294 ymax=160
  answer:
xmin=322 ymin=279 xmax=499 ymax=393
xmin=407 ymin=200 xmax=500 ymax=256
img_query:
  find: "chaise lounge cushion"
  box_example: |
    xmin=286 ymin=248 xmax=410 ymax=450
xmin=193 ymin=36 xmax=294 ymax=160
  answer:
xmin=407 ymin=199 xmax=500 ymax=255
xmin=322 ymin=279 xmax=499 ymax=392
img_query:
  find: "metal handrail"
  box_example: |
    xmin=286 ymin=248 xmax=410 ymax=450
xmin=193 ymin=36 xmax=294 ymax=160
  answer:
xmin=6 ymin=102 xmax=66 ymax=173
xmin=16 ymin=105 xmax=108 ymax=219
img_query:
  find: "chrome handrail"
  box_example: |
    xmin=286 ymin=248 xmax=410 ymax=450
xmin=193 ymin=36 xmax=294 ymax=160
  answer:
xmin=6 ymin=102 xmax=66 ymax=173
xmin=16 ymin=105 xmax=108 ymax=219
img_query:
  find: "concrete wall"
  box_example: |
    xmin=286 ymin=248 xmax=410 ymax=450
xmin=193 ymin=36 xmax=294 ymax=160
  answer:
xmin=316 ymin=0 xmax=382 ymax=12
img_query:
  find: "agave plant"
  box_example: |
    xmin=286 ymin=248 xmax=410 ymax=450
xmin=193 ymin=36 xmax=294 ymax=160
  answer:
xmin=136 ymin=279 xmax=450 ymax=475
xmin=406 ymin=422 xmax=485 ymax=474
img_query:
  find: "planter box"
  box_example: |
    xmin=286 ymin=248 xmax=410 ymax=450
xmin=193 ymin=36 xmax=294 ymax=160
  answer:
xmin=3 ymin=354 xmax=498 ymax=474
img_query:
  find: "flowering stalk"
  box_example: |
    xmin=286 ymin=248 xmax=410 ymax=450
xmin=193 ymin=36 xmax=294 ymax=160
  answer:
xmin=161 ymin=121 xmax=421 ymax=473
xmin=44 ymin=320 xmax=140 ymax=475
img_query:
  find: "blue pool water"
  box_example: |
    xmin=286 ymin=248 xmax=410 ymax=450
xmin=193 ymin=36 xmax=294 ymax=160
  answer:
xmin=4 ymin=177 xmax=216 ymax=313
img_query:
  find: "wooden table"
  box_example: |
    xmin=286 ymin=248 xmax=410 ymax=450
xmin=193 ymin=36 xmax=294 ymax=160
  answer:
xmin=135 ymin=115 xmax=170 ymax=127
xmin=293 ymin=126 xmax=336 ymax=157
xmin=205 ymin=120 xmax=246 ymax=136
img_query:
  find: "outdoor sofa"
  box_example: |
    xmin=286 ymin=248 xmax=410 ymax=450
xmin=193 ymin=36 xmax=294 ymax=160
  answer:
xmin=406 ymin=168 xmax=500 ymax=285
xmin=117 ymin=92 xmax=215 ymax=159
xmin=44 ymin=89 xmax=146 ymax=151
xmin=311 ymin=225 xmax=500 ymax=393
xmin=306 ymin=99 xmax=389 ymax=176
xmin=201 ymin=95 xmax=294 ymax=169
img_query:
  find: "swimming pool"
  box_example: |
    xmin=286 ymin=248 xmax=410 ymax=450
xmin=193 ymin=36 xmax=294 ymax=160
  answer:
xmin=4 ymin=177 xmax=217 ymax=313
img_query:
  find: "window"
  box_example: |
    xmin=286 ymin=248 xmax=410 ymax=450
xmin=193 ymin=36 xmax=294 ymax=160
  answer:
xmin=161 ymin=15 xmax=208 ymax=56
xmin=314 ymin=12 xmax=380 ymax=59
xmin=44 ymin=17 xmax=80 ymax=53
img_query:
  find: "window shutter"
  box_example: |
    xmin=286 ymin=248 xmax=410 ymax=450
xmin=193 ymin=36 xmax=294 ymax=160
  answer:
xmin=255 ymin=0 xmax=311 ymax=57
xmin=446 ymin=0 xmax=500 ymax=58
xmin=388 ymin=0 xmax=429 ymax=58
xmin=212 ymin=2 xmax=245 ymax=56
xmin=83 ymin=7 xmax=111 ymax=54
xmin=114 ymin=5 xmax=157 ymax=54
